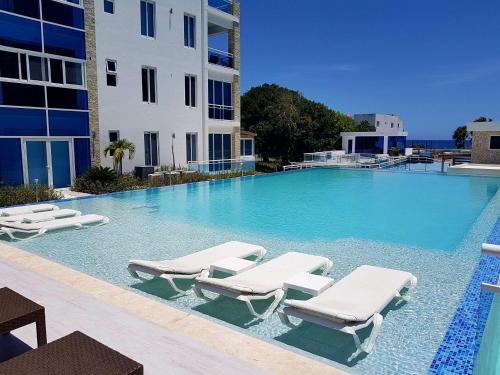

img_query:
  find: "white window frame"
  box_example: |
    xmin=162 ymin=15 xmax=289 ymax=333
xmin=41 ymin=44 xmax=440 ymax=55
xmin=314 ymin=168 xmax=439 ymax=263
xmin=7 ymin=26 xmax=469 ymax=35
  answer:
xmin=106 ymin=59 xmax=117 ymax=86
xmin=184 ymin=14 xmax=196 ymax=48
xmin=140 ymin=0 xmax=156 ymax=39
xmin=0 ymin=46 xmax=86 ymax=89
xmin=104 ymin=0 xmax=114 ymax=14
xmin=141 ymin=66 xmax=157 ymax=104
xmin=144 ymin=131 xmax=160 ymax=166
xmin=184 ymin=74 xmax=196 ymax=108
xmin=240 ymin=138 xmax=254 ymax=156
xmin=186 ymin=133 xmax=198 ymax=162
xmin=107 ymin=130 xmax=120 ymax=157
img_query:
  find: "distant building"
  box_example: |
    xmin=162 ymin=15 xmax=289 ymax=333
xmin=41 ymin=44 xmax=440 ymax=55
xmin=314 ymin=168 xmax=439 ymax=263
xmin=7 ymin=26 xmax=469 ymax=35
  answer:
xmin=467 ymin=122 xmax=500 ymax=164
xmin=341 ymin=113 xmax=408 ymax=155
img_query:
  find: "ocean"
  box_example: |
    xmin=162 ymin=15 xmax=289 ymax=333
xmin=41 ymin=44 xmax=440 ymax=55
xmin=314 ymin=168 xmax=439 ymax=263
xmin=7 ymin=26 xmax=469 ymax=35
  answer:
xmin=407 ymin=139 xmax=472 ymax=149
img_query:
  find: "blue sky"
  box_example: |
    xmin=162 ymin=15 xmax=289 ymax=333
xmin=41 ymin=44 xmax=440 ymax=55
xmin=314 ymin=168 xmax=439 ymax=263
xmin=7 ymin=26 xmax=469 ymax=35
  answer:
xmin=238 ymin=0 xmax=500 ymax=139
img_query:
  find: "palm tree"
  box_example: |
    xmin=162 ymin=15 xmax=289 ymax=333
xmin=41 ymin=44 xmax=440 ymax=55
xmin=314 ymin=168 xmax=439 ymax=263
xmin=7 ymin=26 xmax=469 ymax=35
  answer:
xmin=104 ymin=139 xmax=135 ymax=175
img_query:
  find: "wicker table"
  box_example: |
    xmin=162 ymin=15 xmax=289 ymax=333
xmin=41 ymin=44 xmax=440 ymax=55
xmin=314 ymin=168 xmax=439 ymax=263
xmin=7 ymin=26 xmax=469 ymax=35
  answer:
xmin=0 ymin=331 xmax=144 ymax=374
xmin=0 ymin=287 xmax=47 ymax=347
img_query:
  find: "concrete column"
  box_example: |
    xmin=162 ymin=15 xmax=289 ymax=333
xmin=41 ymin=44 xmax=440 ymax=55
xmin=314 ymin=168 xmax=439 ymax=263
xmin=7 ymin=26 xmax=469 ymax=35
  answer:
xmin=228 ymin=3 xmax=240 ymax=122
xmin=232 ymin=127 xmax=241 ymax=158
xmin=83 ymin=0 xmax=101 ymax=166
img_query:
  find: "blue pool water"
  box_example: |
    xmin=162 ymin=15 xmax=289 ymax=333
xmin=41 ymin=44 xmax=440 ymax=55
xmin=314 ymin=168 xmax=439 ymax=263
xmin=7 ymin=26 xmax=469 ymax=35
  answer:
xmin=8 ymin=169 xmax=500 ymax=374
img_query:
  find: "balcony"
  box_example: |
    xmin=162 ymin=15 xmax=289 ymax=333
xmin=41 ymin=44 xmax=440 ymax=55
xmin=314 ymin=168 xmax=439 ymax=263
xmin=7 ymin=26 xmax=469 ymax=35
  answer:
xmin=208 ymin=0 xmax=234 ymax=15
xmin=209 ymin=104 xmax=234 ymax=121
xmin=208 ymin=48 xmax=234 ymax=69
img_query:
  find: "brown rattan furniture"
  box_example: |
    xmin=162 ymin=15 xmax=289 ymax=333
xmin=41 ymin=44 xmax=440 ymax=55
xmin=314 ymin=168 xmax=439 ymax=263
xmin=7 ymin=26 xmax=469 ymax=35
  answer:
xmin=0 ymin=331 xmax=144 ymax=374
xmin=0 ymin=287 xmax=46 ymax=347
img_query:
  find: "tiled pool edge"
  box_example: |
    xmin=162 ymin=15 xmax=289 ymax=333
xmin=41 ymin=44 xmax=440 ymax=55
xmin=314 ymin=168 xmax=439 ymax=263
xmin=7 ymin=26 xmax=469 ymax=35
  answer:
xmin=0 ymin=242 xmax=347 ymax=375
xmin=429 ymin=218 xmax=500 ymax=374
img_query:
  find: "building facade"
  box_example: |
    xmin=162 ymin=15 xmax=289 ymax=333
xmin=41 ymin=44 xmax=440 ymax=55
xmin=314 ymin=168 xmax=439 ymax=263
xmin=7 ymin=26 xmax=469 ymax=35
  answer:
xmin=342 ymin=113 xmax=408 ymax=155
xmin=468 ymin=122 xmax=500 ymax=164
xmin=0 ymin=0 xmax=249 ymax=188
xmin=0 ymin=0 xmax=91 ymax=188
xmin=87 ymin=0 xmax=246 ymax=173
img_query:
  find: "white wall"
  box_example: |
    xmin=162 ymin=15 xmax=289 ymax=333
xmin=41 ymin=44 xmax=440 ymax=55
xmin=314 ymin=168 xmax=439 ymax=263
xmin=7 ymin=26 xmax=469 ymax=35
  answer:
xmin=353 ymin=113 xmax=404 ymax=135
xmin=94 ymin=0 xmax=206 ymax=171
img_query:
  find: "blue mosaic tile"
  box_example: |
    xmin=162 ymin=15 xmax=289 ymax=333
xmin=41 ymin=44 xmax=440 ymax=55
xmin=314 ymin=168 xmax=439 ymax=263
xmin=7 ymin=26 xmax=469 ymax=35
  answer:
xmin=429 ymin=218 xmax=500 ymax=374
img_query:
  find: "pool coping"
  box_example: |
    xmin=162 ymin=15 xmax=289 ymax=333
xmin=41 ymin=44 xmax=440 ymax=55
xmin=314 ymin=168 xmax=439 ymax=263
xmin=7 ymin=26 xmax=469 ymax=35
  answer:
xmin=429 ymin=219 xmax=500 ymax=374
xmin=0 ymin=242 xmax=348 ymax=375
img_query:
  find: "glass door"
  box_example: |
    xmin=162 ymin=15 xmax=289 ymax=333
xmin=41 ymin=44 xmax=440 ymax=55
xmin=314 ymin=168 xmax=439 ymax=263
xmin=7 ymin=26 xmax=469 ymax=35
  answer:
xmin=26 ymin=141 xmax=49 ymax=185
xmin=50 ymin=141 xmax=71 ymax=188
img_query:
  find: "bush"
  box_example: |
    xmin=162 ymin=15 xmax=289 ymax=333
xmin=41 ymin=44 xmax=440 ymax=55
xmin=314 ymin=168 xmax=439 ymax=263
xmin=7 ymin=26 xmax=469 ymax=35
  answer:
xmin=73 ymin=169 xmax=257 ymax=195
xmin=256 ymin=161 xmax=283 ymax=173
xmin=82 ymin=166 xmax=117 ymax=184
xmin=0 ymin=185 xmax=62 ymax=207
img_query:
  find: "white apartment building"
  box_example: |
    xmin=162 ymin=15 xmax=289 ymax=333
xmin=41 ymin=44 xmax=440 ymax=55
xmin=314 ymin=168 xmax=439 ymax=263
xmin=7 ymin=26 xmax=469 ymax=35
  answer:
xmin=353 ymin=113 xmax=405 ymax=135
xmin=85 ymin=0 xmax=248 ymax=172
xmin=342 ymin=113 xmax=408 ymax=155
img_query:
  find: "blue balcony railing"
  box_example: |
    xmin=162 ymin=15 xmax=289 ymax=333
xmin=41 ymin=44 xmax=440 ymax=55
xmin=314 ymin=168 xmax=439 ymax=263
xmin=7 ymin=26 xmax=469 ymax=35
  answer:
xmin=208 ymin=0 xmax=233 ymax=14
xmin=208 ymin=48 xmax=234 ymax=68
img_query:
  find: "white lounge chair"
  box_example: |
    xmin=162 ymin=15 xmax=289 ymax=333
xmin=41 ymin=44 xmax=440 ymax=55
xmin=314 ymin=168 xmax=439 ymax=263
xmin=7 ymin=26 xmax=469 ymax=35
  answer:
xmin=0 ymin=209 xmax=81 ymax=224
xmin=278 ymin=265 xmax=417 ymax=360
xmin=194 ymin=252 xmax=333 ymax=320
xmin=128 ymin=241 xmax=267 ymax=295
xmin=0 ymin=203 xmax=59 ymax=217
xmin=0 ymin=214 xmax=109 ymax=240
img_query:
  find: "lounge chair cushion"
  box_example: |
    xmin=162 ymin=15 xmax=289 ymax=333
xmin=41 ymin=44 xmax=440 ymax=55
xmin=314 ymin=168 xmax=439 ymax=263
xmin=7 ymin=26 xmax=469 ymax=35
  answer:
xmin=197 ymin=252 xmax=330 ymax=295
xmin=285 ymin=265 xmax=414 ymax=322
xmin=0 ymin=209 xmax=80 ymax=223
xmin=0 ymin=214 xmax=107 ymax=231
xmin=0 ymin=204 xmax=58 ymax=217
xmin=129 ymin=241 xmax=265 ymax=275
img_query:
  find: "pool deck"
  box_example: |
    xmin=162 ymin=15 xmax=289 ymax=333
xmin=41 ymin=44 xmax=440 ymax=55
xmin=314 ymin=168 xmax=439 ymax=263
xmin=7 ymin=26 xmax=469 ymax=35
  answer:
xmin=0 ymin=243 xmax=347 ymax=375
xmin=448 ymin=163 xmax=500 ymax=176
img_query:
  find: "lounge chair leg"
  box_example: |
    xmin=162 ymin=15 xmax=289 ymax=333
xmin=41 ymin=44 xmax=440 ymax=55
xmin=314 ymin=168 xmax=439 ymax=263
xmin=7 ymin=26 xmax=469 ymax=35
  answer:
xmin=160 ymin=274 xmax=189 ymax=295
xmin=242 ymin=289 xmax=285 ymax=320
xmin=127 ymin=266 xmax=140 ymax=279
xmin=361 ymin=313 xmax=383 ymax=354
xmin=193 ymin=284 xmax=205 ymax=298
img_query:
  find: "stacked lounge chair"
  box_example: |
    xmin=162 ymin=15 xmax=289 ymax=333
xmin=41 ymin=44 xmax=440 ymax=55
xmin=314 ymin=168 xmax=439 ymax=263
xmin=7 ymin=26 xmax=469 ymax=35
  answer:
xmin=194 ymin=252 xmax=333 ymax=319
xmin=278 ymin=265 xmax=417 ymax=359
xmin=0 ymin=203 xmax=59 ymax=217
xmin=128 ymin=241 xmax=267 ymax=294
xmin=0 ymin=204 xmax=109 ymax=240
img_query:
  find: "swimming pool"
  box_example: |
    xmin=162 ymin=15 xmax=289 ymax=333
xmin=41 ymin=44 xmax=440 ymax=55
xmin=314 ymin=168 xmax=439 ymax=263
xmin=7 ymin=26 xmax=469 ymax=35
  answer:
xmin=9 ymin=169 xmax=500 ymax=374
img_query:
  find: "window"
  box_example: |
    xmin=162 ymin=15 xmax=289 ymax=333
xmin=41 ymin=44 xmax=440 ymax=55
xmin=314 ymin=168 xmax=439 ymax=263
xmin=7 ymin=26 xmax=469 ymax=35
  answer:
xmin=65 ymin=61 xmax=83 ymax=85
xmin=50 ymin=58 xmax=64 ymax=83
xmin=108 ymin=130 xmax=119 ymax=156
xmin=140 ymin=0 xmax=155 ymax=38
xmin=106 ymin=59 xmax=117 ymax=86
xmin=184 ymin=15 xmax=195 ymax=48
xmin=0 ymin=50 xmax=20 ymax=79
xmin=0 ymin=0 xmax=39 ymax=19
xmin=240 ymin=139 xmax=253 ymax=156
xmin=144 ymin=132 xmax=159 ymax=166
xmin=186 ymin=133 xmax=198 ymax=162
xmin=141 ymin=67 xmax=156 ymax=103
xmin=391 ymin=123 xmax=394 ymax=128
xmin=208 ymin=133 xmax=231 ymax=171
xmin=208 ymin=79 xmax=233 ymax=120
xmin=0 ymin=82 xmax=45 ymax=107
xmin=28 ymin=56 xmax=48 ymax=81
xmin=376 ymin=121 xmax=380 ymax=127
xmin=490 ymin=136 xmax=500 ymax=150
xmin=42 ymin=0 xmax=85 ymax=30
xmin=104 ymin=0 xmax=114 ymax=14
xmin=184 ymin=75 xmax=196 ymax=107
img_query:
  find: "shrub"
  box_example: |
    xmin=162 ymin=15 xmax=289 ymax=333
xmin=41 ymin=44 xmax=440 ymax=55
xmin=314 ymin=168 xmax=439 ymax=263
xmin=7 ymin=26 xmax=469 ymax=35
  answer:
xmin=0 ymin=185 xmax=62 ymax=207
xmin=256 ymin=161 xmax=282 ymax=173
xmin=82 ymin=166 xmax=117 ymax=184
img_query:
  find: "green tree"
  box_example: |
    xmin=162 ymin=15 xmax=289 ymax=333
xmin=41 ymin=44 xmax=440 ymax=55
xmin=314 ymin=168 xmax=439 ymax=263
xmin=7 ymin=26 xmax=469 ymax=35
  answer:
xmin=356 ymin=120 xmax=376 ymax=132
xmin=452 ymin=126 xmax=470 ymax=149
xmin=241 ymin=84 xmax=357 ymax=163
xmin=473 ymin=116 xmax=492 ymax=122
xmin=104 ymin=139 xmax=136 ymax=175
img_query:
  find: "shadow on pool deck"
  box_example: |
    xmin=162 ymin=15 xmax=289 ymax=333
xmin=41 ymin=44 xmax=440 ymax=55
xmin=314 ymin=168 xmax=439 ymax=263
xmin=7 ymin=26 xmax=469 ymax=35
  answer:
xmin=130 ymin=277 xmax=193 ymax=299
xmin=0 ymin=334 xmax=33 ymax=363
